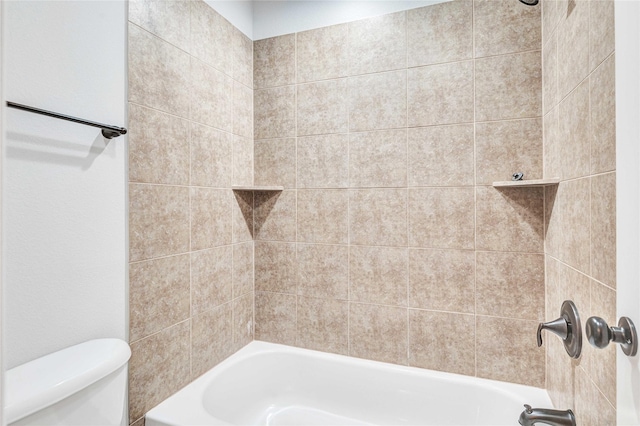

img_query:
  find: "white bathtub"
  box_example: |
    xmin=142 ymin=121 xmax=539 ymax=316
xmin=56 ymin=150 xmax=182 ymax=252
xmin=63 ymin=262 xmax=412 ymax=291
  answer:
xmin=146 ymin=341 xmax=551 ymax=426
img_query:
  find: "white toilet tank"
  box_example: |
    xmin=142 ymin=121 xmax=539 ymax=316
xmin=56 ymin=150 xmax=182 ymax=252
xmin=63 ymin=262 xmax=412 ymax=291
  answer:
xmin=5 ymin=338 xmax=131 ymax=425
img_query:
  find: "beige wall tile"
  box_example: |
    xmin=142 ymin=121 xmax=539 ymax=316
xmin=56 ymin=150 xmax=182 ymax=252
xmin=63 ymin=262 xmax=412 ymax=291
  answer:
xmin=589 ymin=0 xmax=614 ymax=73
xmin=349 ymin=246 xmax=408 ymax=307
xmin=297 ymin=134 xmax=349 ymax=188
xmin=232 ymin=190 xmax=254 ymax=243
xmin=191 ymin=246 xmax=233 ymax=314
xmin=349 ymin=303 xmax=408 ymax=365
xmin=583 ymin=280 xmax=616 ymax=407
xmin=297 ymin=190 xmax=349 ymax=244
xmin=348 ymin=12 xmax=406 ymax=75
xmin=409 ymin=310 xmax=475 ymax=376
xmin=254 ymin=241 xmax=297 ymax=294
xmin=476 ymin=316 xmax=545 ymax=387
xmin=542 ymin=0 xmax=560 ymax=44
xmin=575 ymin=366 xmax=616 ymax=426
xmin=233 ymin=242 xmax=254 ymax=298
xmin=543 ymin=31 xmax=558 ymax=115
xmin=590 ymin=54 xmax=616 ymax=175
xmin=232 ymin=28 xmax=253 ymax=88
xmin=476 ymin=251 xmax=545 ymax=321
xmin=297 ymin=296 xmax=348 ymax=355
xmin=298 ymin=244 xmax=348 ymax=299
xmin=349 ymin=130 xmax=407 ymax=188
xmin=546 ymin=331 xmax=576 ymax=410
xmin=254 ymin=138 xmax=296 ymax=188
xmin=233 ymin=135 xmax=254 ymax=187
xmin=191 ymin=303 xmax=233 ymax=378
xmin=558 ymin=79 xmax=590 ymax=180
xmin=190 ymin=123 xmax=232 ymax=188
xmin=476 ymin=186 xmax=544 ymax=253
xmin=130 ymin=184 xmax=190 ymax=262
xmin=545 ymin=255 xmax=590 ymax=325
xmin=348 ymin=71 xmax=407 ymax=132
xmin=544 ymin=184 xmax=561 ymax=259
xmin=255 ymin=291 xmax=297 ymax=345
xmin=543 ymin=107 xmax=561 ymax=179
xmin=254 ymin=86 xmax=296 ymax=139
xmin=409 ymin=248 xmax=475 ymax=313
xmin=233 ymin=292 xmax=254 ymax=350
xmin=191 ymin=1 xmax=233 ymax=76
xmin=545 ymin=257 xmax=580 ymax=407
xmin=129 ymin=103 xmax=190 ymax=185
xmin=545 ymin=179 xmax=590 ymax=273
xmin=254 ymin=190 xmax=296 ymax=242
xmin=128 ymin=321 xmax=190 ymax=422
xmin=297 ymin=79 xmax=348 ymax=136
xmin=296 ymin=24 xmax=348 ymax=83
xmin=254 ymin=34 xmax=295 ymax=89
xmin=129 ymin=0 xmax=190 ymax=51
xmin=544 ymin=256 xmax=588 ymax=408
xmin=129 ymin=23 xmax=190 ymax=118
xmin=350 ymin=189 xmax=408 ymax=246
xmin=130 ymin=255 xmax=190 ymax=342
xmin=557 ymin=0 xmax=589 ymax=98
xmin=476 ymin=119 xmax=542 ymax=185
xmin=591 ymin=172 xmax=616 ymax=288
xmin=408 ymin=124 xmax=474 ymax=187
xmin=407 ymin=1 xmax=473 ymax=67
xmin=475 ymin=51 xmax=542 ymax=122
xmin=233 ymin=81 xmax=253 ymax=139
xmin=131 ymin=416 xmax=145 ymax=426
xmin=474 ymin=0 xmax=540 ymax=58
xmin=408 ymin=187 xmax=474 ymax=249
xmin=190 ymin=58 xmax=233 ymax=132
xmin=408 ymin=61 xmax=474 ymax=127
xmin=190 ymin=188 xmax=232 ymax=251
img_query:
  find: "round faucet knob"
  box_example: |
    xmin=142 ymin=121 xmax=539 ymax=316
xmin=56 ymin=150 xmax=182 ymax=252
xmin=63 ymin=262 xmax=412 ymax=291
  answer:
xmin=585 ymin=315 xmax=638 ymax=356
xmin=585 ymin=316 xmax=611 ymax=349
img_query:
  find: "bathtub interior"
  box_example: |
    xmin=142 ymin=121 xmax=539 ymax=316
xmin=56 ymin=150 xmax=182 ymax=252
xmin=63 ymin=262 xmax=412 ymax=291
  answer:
xmin=146 ymin=341 xmax=551 ymax=426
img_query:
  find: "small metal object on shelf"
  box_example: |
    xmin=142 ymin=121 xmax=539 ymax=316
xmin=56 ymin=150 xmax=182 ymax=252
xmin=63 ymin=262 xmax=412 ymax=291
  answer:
xmin=512 ymin=172 xmax=524 ymax=181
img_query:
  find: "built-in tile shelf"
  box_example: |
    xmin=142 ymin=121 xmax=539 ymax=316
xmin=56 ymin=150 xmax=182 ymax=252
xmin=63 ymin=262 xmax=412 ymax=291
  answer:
xmin=492 ymin=178 xmax=560 ymax=188
xmin=232 ymin=185 xmax=284 ymax=191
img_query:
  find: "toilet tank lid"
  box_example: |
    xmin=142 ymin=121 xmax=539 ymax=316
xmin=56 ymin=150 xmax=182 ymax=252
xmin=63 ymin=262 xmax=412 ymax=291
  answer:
xmin=5 ymin=338 xmax=131 ymax=424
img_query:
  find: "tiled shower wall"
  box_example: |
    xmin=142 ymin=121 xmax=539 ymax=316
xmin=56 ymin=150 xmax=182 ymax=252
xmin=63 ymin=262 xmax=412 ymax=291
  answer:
xmin=126 ymin=1 xmax=254 ymax=424
xmin=252 ymin=0 xmax=549 ymax=387
xmin=542 ymin=0 xmax=617 ymax=423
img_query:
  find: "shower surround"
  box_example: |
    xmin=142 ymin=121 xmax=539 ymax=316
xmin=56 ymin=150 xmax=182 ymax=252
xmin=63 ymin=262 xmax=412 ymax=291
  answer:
xmin=126 ymin=0 xmax=616 ymax=425
xmin=542 ymin=0 xmax=617 ymax=423
xmin=253 ymin=0 xmax=544 ymax=387
xmin=127 ymin=1 xmax=255 ymax=424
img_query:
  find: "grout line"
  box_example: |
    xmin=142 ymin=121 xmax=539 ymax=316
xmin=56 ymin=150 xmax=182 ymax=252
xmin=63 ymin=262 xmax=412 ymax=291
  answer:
xmin=472 ymin=0 xmax=478 ymax=379
xmin=346 ymin=22 xmax=352 ymax=356
xmin=293 ymin=33 xmax=299 ymax=348
xmin=405 ymin=15 xmax=410 ymax=365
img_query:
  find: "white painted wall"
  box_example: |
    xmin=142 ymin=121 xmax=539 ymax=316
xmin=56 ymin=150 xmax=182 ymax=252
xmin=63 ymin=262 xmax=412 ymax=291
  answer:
xmin=205 ymin=0 xmax=254 ymax=39
xmin=2 ymin=0 xmax=127 ymax=369
xmin=616 ymin=1 xmax=640 ymax=423
xmin=0 ymin=0 xmax=4 ymax=422
xmin=205 ymin=0 xmax=449 ymax=41
xmin=252 ymin=0 xmax=448 ymax=40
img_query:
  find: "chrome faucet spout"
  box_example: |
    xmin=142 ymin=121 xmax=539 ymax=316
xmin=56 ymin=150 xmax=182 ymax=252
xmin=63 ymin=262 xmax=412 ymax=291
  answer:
xmin=518 ymin=404 xmax=576 ymax=426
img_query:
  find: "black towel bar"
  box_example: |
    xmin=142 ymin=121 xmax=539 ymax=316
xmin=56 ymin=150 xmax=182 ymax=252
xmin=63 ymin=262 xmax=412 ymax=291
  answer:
xmin=6 ymin=101 xmax=127 ymax=139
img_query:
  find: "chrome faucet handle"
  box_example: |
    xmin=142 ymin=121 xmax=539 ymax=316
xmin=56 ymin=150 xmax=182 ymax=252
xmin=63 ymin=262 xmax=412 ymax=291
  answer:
xmin=537 ymin=300 xmax=582 ymax=359
xmin=585 ymin=316 xmax=638 ymax=356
